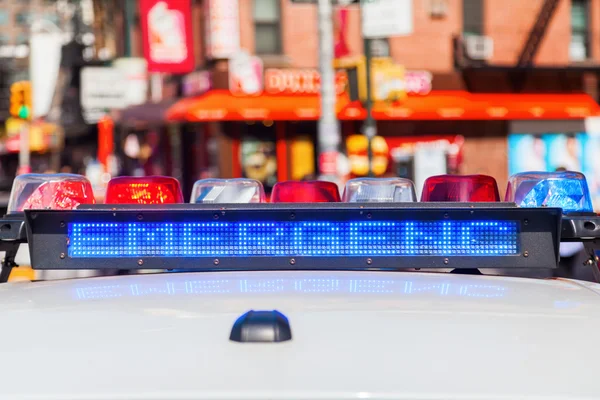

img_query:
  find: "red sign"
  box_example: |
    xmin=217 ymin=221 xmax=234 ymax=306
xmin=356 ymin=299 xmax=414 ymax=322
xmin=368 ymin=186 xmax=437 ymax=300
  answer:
xmin=139 ymin=0 xmax=194 ymax=74
xmin=334 ymin=8 xmax=350 ymax=58
xmin=229 ymin=52 xmax=264 ymax=96
xmin=97 ymin=116 xmax=114 ymax=171
xmin=319 ymin=151 xmax=339 ymax=175
xmin=265 ymin=69 xmax=348 ymax=96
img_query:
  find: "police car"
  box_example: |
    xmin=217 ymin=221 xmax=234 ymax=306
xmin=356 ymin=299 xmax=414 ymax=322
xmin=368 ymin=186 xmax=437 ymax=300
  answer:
xmin=0 ymin=172 xmax=599 ymax=400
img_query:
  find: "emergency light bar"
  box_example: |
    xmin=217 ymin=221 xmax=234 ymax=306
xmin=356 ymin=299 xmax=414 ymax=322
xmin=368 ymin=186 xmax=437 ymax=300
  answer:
xmin=23 ymin=203 xmax=560 ymax=271
xmin=1 ymin=172 xmax=600 ymax=278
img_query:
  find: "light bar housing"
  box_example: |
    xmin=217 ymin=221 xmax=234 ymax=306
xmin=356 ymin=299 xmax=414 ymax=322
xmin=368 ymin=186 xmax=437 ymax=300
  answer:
xmin=25 ymin=203 xmax=561 ymax=271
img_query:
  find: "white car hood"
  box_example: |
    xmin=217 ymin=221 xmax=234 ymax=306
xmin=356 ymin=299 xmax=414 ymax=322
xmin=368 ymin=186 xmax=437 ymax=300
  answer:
xmin=0 ymin=270 xmax=599 ymax=400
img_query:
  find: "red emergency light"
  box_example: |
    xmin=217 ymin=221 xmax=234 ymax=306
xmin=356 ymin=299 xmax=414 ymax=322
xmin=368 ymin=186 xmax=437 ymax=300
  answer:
xmin=270 ymin=181 xmax=341 ymax=203
xmin=105 ymin=176 xmax=184 ymax=205
xmin=421 ymin=175 xmax=500 ymax=202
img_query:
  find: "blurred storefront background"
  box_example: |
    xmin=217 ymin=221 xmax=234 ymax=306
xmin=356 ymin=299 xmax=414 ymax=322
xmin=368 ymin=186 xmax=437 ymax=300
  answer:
xmin=1 ymin=0 xmax=600 ymax=207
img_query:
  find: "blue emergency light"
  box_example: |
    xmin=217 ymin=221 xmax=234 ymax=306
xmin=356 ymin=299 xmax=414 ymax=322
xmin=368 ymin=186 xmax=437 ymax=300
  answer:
xmin=506 ymin=171 xmax=594 ymax=213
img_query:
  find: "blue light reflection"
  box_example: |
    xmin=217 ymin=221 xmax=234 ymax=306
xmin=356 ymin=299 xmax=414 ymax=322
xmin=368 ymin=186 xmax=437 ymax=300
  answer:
xmin=73 ymin=278 xmax=508 ymax=300
xmin=68 ymin=220 xmax=519 ymax=258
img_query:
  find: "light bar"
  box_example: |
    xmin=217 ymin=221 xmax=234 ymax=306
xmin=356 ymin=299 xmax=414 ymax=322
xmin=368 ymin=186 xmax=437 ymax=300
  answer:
xmin=24 ymin=205 xmax=561 ymax=270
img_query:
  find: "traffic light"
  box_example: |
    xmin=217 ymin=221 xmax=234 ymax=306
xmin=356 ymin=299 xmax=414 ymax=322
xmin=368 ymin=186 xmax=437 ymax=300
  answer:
xmin=9 ymin=81 xmax=32 ymax=120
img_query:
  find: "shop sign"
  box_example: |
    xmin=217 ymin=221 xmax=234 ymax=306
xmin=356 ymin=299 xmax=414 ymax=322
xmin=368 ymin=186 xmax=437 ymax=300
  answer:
xmin=4 ymin=118 xmax=59 ymax=153
xmin=404 ymin=71 xmax=433 ymax=95
xmin=371 ymin=62 xmax=405 ymax=101
xmin=0 ymin=45 xmax=29 ymax=59
xmin=80 ymin=67 xmax=127 ymax=123
xmin=265 ymin=69 xmax=348 ymax=96
xmin=113 ymin=58 xmax=149 ymax=107
xmin=361 ymin=0 xmax=413 ymax=39
xmin=319 ymin=151 xmax=339 ymax=176
xmin=229 ymin=51 xmax=264 ymax=96
xmin=140 ymin=0 xmax=195 ymax=73
xmin=29 ymin=32 xmax=62 ymax=118
xmin=182 ymin=70 xmax=212 ymax=97
xmin=371 ymin=61 xmax=432 ymax=101
xmin=205 ymin=0 xmax=240 ymax=59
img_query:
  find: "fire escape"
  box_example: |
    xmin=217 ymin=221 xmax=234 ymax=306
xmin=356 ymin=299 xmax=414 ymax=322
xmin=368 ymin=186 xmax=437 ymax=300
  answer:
xmin=516 ymin=0 xmax=561 ymax=66
xmin=454 ymin=0 xmax=562 ymax=92
xmin=510 ymin=0 xmax=561 ymax=91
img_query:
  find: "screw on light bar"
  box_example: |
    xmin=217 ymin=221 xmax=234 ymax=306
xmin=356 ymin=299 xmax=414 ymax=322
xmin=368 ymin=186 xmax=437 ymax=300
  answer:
xmin=270 ymin=181 xmax=341 ymax=203
xmin=505 ymin=171 xmax=593 ymax=213
xmin=421 ymin=175 xmax=500 ymax=202
xmin=343 ymin=177 xmax=417 ymax=202
xmin=191 ymin=178 xmax=265 ymax=204
xmin=7 ymin=173 xmax=95 ymax=213
xmin=105 ymin=176 xmax=183 ymax=205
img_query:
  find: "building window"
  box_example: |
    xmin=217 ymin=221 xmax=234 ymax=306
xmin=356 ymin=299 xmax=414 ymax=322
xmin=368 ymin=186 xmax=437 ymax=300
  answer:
xmin=463 ymin=0 xmax=483 ymax=35
xmin=253 ymin=0 xmax=282 ymax=54
xmin=43 ymin=13 xmax=60 ymax=25
xmin=0 ymin=10 xmax=8 ymax=25
xmin=570 ymin=0 xmax=589 ymax=61
xmin=15 ymin=12 xmax=32 ymax=25
xmin=16 ymin=33 xmax=28 ymax=44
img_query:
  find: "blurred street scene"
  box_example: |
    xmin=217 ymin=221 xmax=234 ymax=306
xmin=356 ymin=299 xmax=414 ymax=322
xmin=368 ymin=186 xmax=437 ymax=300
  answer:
xmin=1 ymin=0 xmax=600 ymax=212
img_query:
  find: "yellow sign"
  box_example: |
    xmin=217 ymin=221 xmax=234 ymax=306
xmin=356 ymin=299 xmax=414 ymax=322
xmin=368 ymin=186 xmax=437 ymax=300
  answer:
xmin=4 ymin=118 xmax=58 ymax=152
xmin=371 ymin=59 xmax=406 ymax=102
xmin=9 ymin=81 xmax=32 ymax=120
xmin=290 ymin=136 xmax=315 ymax=180
xmin=333 ymin=57 xmax=405 ymax=102
xmin=346 ymin=134 xmax=389 ymax=176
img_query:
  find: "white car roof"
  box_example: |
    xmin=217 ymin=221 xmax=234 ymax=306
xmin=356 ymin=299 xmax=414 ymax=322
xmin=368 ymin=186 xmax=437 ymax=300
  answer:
xmin=0 ymin=270 xmax=599 ymax=400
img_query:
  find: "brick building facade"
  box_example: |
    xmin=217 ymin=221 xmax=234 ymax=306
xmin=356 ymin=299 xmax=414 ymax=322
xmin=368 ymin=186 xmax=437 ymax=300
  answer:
xmin=120 ymin=0 xmax=600 ymax=198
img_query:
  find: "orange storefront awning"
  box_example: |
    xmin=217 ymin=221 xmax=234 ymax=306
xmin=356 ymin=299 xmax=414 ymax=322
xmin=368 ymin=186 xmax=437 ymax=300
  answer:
xmin=167 ymin=90 xmax=600 ymax=122
xmin=166 ymin=90 xmax=351 ymax=122
xmin=339 ymin=91 xmax=600 ymax=120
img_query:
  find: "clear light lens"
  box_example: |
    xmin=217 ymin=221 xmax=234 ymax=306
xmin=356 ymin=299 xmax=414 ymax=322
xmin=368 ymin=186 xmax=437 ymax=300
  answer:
xmin=7 ymin=173 xmax=95 ymax=213
xmin=191 ymin=178 xmax=266 ymax=204
xmin=505 ymin=171 xmax=593 ymax=213
xmin=343 ymin=178 xmax=417 ymax=202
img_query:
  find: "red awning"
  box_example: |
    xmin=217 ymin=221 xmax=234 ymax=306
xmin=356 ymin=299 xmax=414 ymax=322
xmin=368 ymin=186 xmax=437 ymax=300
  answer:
xmin=339 ymin=91 xmax=600 ymax=120
xmin=166 ymin=90 xmax=351 ymax=122
xmin=166 ymin=90 xmax=600 ymax=122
